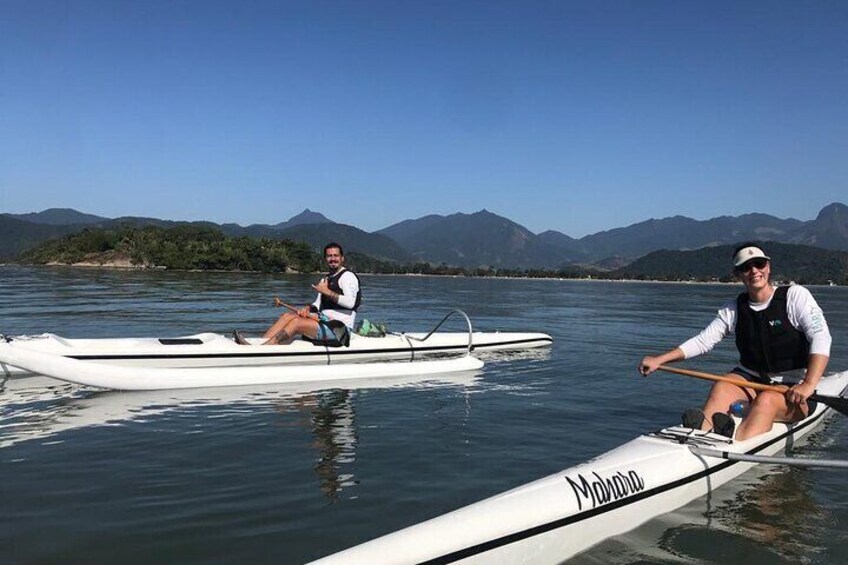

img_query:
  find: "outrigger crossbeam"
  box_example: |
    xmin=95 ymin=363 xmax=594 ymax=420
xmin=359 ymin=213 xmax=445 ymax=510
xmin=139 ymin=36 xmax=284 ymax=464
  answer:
xmin=690 ymin=446 xmax=848 ymax=469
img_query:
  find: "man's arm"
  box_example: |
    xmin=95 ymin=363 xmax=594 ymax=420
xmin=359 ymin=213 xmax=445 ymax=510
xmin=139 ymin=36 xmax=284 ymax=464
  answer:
xmin=310 ymin=272 xmax=358 ymax=310
xmin=333 ymin=272 xmax=359 ymax=310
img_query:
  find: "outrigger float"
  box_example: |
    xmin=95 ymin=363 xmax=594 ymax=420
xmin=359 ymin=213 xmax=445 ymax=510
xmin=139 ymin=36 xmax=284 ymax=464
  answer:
xmin=0 ymin=311 xmax=547 ymax=390
xmin=310 ymin=369 xmax=848 ymax=564
xmin=0 ymin=343 xmax=483 ymax=391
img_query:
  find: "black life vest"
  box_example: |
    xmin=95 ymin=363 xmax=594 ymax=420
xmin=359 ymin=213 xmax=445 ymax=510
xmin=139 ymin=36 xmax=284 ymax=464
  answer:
xmin=318 ymin=268 xmax=362 ymax=312
xmin=735 ymin=286 xmax=809 ymax=373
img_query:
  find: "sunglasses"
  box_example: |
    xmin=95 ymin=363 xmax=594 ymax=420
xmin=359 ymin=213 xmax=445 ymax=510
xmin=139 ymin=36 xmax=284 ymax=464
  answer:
xmin=735 ymin=258 xmax=769 ymax=273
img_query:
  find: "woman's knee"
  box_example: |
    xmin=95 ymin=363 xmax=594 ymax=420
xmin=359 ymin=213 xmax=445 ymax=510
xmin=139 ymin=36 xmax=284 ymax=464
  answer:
xmin=707 ymin=381 xmax=744 ymax=402
xmin=751 ymin=391 xmax=786 ymax=412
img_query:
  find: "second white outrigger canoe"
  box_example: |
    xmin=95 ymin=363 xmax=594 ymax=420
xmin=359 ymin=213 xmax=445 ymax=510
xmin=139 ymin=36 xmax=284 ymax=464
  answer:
xmin=0 ymin=330 xmax=549 ymax=376
xmin=311 ymin=370 xmax=848 ymax=564
xmin=0 ymin=309 xmax=551 ymax=377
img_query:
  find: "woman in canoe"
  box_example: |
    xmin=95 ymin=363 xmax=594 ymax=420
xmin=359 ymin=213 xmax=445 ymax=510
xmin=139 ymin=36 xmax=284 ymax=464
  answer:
xmin=639 ymin=243 xmax=831 ymax=440
xmin=235 ymin=242 xmax=361 ymax=346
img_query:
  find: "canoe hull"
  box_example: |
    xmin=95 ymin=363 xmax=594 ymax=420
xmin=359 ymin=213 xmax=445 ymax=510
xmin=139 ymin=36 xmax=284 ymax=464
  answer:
xmin=311 ymin=371 xmax=848 ymax=564
xmin=0 ymin=331 xmax=551 ymax=376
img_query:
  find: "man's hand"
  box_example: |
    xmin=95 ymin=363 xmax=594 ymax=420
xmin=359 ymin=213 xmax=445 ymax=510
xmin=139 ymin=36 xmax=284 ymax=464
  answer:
xmin=272 ymin=297 xmax=315 ymax=319
xmin=297 ymin=306 xmax=314 ymax=319
xmin=312 ymin=278 xmax=330 ymax=295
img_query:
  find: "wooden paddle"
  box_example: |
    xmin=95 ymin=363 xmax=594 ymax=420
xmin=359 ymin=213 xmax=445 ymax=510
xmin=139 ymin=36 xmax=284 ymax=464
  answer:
xmin=273 ymin=297 xmax=322 ymax=322
xmin=658 ymin=364 xmax=848 ymax=416
xmin=273 ymin=297 xmax=299 ymax=312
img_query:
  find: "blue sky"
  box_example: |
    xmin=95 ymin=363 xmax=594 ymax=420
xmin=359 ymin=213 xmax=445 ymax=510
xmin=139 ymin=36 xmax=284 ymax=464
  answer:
xmin=2 ymin=1 xmax=846 ymax=237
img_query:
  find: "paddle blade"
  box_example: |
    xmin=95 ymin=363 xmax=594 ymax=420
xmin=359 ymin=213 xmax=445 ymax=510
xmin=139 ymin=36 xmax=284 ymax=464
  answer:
xmin=812 ymin=393 xmax=848 ymax=417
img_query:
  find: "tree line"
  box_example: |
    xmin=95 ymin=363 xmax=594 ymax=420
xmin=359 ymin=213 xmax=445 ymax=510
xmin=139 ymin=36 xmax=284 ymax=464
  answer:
xmin=18 ymin=224 xmax=321 ymax=272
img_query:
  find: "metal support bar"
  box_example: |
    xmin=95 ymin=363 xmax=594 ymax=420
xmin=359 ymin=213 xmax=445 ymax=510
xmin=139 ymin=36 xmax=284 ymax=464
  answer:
xmin=391 ymin=309 xmax=474 ymax=355
xmin=691 ymin=446 xmax=848 ymax=469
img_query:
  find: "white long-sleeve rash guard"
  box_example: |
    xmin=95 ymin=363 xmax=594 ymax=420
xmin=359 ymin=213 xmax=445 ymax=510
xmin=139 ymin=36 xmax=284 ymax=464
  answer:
xmin=312 ymin=270 xmax=360 ymax=329
xmin=679 ymin=285 xmax=831 ymax=370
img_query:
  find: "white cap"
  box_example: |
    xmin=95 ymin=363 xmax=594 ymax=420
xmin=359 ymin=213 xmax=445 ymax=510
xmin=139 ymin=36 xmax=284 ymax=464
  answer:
xmin=732 ymin=246 xmax=770 ymax=268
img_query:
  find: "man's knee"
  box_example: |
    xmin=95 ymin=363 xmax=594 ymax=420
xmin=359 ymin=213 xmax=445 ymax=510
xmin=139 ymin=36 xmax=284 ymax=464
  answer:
xmin=292 ymin=318 xmax=319 ymax=335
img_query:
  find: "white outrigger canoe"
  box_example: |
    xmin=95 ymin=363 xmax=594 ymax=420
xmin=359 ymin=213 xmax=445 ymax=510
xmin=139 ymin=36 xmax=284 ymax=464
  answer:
xmin=0 ymin=308 xmax=550 ymax=378
xmin=0 ymin=330 xmax=549 ymax=377
xmin=0 ymin=311 xmax=547 ymax=391
xmin=311 ymin=370 xmax=848 ymax=564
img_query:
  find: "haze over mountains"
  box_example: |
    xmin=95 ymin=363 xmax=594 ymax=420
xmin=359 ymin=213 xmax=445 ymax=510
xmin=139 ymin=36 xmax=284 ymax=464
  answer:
xmin=3 ymin=203 xmax=847 ymax=269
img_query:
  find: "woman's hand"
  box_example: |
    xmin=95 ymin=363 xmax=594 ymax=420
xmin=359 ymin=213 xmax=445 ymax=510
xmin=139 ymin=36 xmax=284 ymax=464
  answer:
xmin=639 ymin=356 xmax=661 ymax=376
xmin=786 ymin=382 xmax=814 ymax=407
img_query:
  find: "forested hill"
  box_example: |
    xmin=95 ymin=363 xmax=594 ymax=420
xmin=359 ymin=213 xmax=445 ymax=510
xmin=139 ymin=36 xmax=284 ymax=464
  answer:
xmin=17 ymin=225 xmax=323 ymax=273
xmin=15 ymin=226 xmax=848 ymax=284
xmin=614 ymin=242 xmax=848 ymax=285
xmin=5 ymin=202 xmax=848 ymax=269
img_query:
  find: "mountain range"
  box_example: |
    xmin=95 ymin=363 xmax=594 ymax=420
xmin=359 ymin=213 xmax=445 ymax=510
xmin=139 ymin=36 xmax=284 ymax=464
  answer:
xmin=3 ymin=203 xmax=847 ymax=269
xmin=618 ymin=241 xmax=848 ymax=285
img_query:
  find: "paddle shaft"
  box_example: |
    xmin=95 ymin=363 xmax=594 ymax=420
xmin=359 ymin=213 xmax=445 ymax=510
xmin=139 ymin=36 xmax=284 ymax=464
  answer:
xmin=274 ymin=298 xmax=299 ymax=313
xmin=657 ymin=364 xmax=848 ymax=416
xmin=657 ymin=365 xmax=787 ymax=393
xmin=273 ymin=298 xmax=323 ymax=322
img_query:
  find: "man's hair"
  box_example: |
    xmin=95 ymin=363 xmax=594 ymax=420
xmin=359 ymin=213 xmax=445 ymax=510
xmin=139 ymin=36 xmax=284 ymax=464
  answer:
xmin=324 ymin=242 xmax=344 ymax=256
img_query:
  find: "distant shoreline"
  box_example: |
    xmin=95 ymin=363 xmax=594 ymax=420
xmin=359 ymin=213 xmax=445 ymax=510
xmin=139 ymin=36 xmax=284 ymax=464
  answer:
xmin=368 ymin=271 xmax=743 ymax=286
xmin=28 ymin=261 xmax=305 ymax=274
xmin=2 ymin=262 xmax=841 ymax=288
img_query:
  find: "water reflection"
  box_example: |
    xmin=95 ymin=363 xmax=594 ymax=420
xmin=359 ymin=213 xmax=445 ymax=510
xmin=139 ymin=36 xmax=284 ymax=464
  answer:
xmin=280 ymin=389 xmax=358 ymax=500
xmin=0 ymin=371 xmax=481 ymax=501
xmin=572 ymin=436 xmax=835 ymax=565
xmin=708 ymin=469 xmax=826 ymax=563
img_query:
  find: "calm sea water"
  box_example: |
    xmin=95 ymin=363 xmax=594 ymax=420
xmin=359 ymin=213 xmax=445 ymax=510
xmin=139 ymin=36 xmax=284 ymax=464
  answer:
xmin=2 ymin=265 xmax=847 ymax=564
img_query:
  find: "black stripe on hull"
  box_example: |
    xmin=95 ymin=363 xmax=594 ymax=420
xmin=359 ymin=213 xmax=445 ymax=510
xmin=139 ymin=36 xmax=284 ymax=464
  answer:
xmin=420 ymin=407 xmax=828 ymax=564
xmin=67 ymin=337 xmax=553 ymax=362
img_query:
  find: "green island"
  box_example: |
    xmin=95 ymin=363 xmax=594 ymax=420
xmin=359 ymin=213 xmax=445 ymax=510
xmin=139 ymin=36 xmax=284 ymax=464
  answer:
xmin=18 ymin=225 xmax=321 ymax=273
xmin=14 ymin=224 xmax=848 ymax=285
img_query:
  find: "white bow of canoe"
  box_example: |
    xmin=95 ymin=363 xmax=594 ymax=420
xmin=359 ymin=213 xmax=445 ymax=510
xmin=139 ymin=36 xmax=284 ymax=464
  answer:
xmin=309 ymin=370 xmax=848 ymax=565
xmin=0 ymin=341 xmax=483 ymax=391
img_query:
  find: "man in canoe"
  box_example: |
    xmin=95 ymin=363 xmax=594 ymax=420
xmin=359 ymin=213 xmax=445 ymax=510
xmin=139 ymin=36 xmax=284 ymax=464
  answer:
xmin=639 ymin=243 xmax=831 ymax=440
xmin=235 ymin=242 xmax=361 ymax=346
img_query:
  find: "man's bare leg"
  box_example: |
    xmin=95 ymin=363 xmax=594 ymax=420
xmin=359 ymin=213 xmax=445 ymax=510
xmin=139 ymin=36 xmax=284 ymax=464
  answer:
xmin=263 ymin=313 xmax=297 ymax=340
xmin=263 ymin=317 xmax=320 ymax=345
